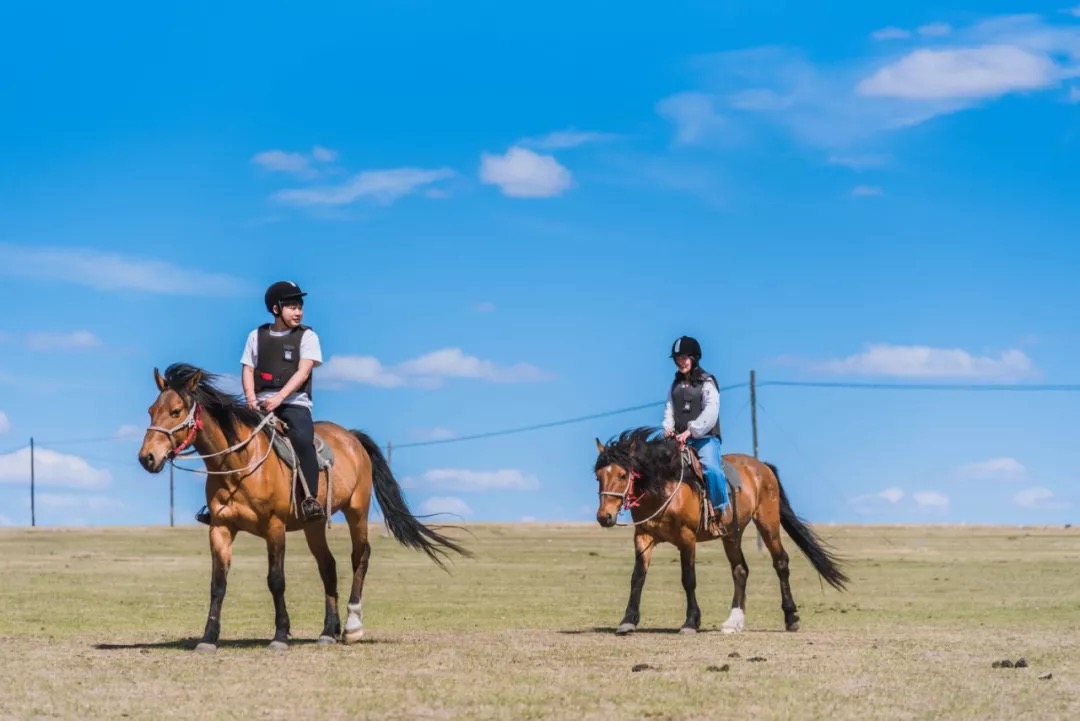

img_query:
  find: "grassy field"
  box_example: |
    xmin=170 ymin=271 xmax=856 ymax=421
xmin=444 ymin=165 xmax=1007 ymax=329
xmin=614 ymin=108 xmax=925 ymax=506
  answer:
xmin=0 ymin=521 xmax=1077 ymax=720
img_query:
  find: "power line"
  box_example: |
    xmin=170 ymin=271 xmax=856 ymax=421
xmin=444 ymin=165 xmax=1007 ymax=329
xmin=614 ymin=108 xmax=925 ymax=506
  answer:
xmin=394 ymin=382 xmax=750 ymax=449
xmin=758 ymin=380 xmax=1080 ymax=392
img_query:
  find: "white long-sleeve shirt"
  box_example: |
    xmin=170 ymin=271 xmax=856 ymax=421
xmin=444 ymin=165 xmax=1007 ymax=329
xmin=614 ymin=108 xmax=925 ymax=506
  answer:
xmin=662 ymin=378 xmax=720 ymax=439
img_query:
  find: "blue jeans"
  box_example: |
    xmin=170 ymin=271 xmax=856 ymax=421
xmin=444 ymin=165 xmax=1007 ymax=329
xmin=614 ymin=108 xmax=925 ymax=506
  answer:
xmin=688 ymin=436 xmax=728 ymax=512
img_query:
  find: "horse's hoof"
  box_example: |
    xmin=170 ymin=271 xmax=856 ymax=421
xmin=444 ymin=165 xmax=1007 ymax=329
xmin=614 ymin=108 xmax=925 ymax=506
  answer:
xmin=343 ymin=628 xmax=365 ymax=644
xmin=615 ymin=623 xmax=636 ymax=635
xmin=786 ymin=621 xmax=801 ymax=632
xmin=679 ymin=626 xmax=698 ymax=636
xmin=317 ymin=635 xmax=338 ymax=646
xmin=194 ymin=642 xmax=217 ymax=654
xmin=268 ymin=640 xmax=288 ymax=652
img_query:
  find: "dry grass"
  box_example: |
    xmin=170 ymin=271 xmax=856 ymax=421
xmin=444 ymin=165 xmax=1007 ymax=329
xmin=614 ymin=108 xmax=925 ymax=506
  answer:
xmin=0 ymin=522 xmax=1077 ymax=720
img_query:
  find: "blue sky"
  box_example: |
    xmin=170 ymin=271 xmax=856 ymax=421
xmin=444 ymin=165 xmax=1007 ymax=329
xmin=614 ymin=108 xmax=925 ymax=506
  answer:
xmin=2 ymin=1 xmax=1079 ymax=527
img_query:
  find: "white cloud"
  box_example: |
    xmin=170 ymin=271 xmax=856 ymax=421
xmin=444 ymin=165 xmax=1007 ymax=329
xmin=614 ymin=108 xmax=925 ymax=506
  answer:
xmin=37 ymin=493 xmax=125 ymax=511
xmin=418 ymin=496 xmax=472 ymax=518
xmin=872 ymin=27 xmax=912 ymax=41
xmin=815 ymin=343 xmax=1036 ymax=379
xmin=918 ymin=22 xmax=952 ymax=37
xmin=857 ymin=46 xmax=1057 ymax=100
xmin=1013 ymin=486 xmax=1071 ymax=510
xmin=518 ymin=129 xmax=622 ymax=150
xmin=662 ymin=14 xmax=1080 ymax=149
xmin=320 ymin=348 xmax=551 ymax=388
xmin=252 ymin=145 xmax=339 ymax=177
xmin=656 ymin=92 xmax=726 ymax=145
xmin=479 ymin=146 xmax=572 ymax=198
xmin=23 ymin=331 xmax=103 ymax=351
xmin=474 ymin=301 xmax=496 ymax=313
xmin=955 ymin=457 xmax=1028 ymax=481
xmin=851 ymin=185 xmax=883 ymax=196
xmin=850 ymin=486 xmax=904 ymax=514
xmin=828 ymin=154 xmax=889 ymax=170
xmin=1069 ymin=85 xmax=1080 ymax=103
xmin=0 ymin=411 xmax=9 ymax=434
xmin=408 ymin=468 xmax=539 ymax=492
xmin=0 ymin=243 xmax=253 ymax=297
xmin=274 ymin=167 xmax=455 ymax=206
xmin=0 ymin=447 xmax=110 ymax=489
xmin=114 ymin=424 xmax=142 ymax=439
xmin=913 ymin=490 xmax=949 ymax=509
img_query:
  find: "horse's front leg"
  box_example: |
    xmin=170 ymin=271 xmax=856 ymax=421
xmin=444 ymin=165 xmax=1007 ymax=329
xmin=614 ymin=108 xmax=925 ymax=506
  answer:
xmin=196 ymin=524 xmax=237 ymax=653
xmin=678 ymin=530 xmax=701 ymax=634
xmin=616 ymin=530 xmax=655 ymax=635
xmin=266 ymin=519 xmax=290 ymax=650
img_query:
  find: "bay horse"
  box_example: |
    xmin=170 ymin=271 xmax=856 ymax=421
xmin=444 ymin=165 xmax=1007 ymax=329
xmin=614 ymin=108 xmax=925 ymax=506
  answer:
xmin=593 ymin=428 xmax=848 ymax=635
xmin=137 ymin=363 xmax=470 ymax=652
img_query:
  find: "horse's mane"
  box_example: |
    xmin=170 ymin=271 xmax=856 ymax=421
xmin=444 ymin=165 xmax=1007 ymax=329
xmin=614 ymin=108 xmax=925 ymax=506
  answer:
xmin=594 ymin=426 xmax=684 ymax=496
xmin=162 ymin=363 xmax=263 ymax=446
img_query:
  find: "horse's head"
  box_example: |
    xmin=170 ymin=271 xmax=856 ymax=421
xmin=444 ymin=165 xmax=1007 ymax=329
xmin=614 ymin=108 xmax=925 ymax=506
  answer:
xmin=593 ymin=436 xmax=640 ymax=527
xmin=138 ymin=366 xmax=203 ymax=473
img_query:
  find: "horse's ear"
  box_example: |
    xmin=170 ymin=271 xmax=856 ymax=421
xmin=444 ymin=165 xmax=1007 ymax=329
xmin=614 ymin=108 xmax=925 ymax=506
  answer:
xmin=595 ymin=437 xmax=605 ymax=453
xmin=185 ymin=370 xmax=203 ymax=394
xmin=629 ymin=438 xmax=641 ymax=454
xmin=154 ymin=367 xmax=166 ymax=391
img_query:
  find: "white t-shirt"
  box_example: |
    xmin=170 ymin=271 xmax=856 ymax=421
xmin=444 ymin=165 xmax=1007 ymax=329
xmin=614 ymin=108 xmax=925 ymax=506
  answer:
xmin=240 ymin=326 xmax=323 ymax=409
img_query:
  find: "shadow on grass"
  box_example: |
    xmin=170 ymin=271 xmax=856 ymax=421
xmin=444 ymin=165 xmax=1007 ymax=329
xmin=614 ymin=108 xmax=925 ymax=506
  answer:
xmin=93 ymin=637 xmax=397 ymax=651
xmin=560 ymin=627 xmax=790 ymax=635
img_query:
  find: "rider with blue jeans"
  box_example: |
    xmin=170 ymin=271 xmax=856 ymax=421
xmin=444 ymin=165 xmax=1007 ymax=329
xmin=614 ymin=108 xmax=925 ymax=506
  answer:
xmin=662 ymin=335 xmax=729 ymax=538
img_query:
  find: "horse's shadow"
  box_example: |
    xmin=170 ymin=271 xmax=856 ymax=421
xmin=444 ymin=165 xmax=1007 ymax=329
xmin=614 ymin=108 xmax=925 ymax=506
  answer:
xmin=94 ymin=637 xmax=394 ymax=651
xmin=560 ymin=626 xmax=787 ymax=636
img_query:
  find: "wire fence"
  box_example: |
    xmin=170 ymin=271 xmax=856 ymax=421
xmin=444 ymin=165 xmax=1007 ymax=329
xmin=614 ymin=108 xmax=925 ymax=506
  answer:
xmin=5 ymin=373 xmax=1080 ymax=527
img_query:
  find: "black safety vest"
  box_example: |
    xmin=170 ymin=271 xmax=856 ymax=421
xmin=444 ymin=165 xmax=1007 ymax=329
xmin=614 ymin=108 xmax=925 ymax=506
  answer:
xmin=254 ymin=324 xmax=313 ymax=397
xmin=671 ymin=369 xmax=721 ymax=439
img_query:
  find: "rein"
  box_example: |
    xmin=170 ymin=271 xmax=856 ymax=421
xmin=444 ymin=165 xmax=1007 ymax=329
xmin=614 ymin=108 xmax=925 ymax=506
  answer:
xmin=599 ymin=449 xmax=688 ymax=527
xmin=145 ymin=401 xmax=280 ymax=477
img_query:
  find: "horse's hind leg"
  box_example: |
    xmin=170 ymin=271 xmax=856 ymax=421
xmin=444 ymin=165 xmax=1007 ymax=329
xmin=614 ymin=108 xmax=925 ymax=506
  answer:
xmin=616 ymin=531 xmax=655 ymax=635
xmin=341 ymin=506 xmax=371 ymax=644
xmin=754 ymin=511 xmax=800 ymax=632
xmin=720 ymin=535 xmax=749 ymax=634
xmin=303 ymin=523 xmax=341 ymax=645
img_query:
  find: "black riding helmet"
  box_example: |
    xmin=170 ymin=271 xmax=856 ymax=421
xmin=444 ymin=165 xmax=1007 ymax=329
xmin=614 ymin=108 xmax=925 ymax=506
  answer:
xmin=670 ymin=335 xmax=702 ymax=359
xmin=264 ymin=280 xmax=307 ymax=314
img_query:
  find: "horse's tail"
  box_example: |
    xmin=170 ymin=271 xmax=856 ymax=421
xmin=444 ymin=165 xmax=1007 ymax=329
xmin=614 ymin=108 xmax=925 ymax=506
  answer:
xmin=350 ymin=430 xmax=473 ymax=571
xmin=765 ymin=461 xmax=849 ymax=592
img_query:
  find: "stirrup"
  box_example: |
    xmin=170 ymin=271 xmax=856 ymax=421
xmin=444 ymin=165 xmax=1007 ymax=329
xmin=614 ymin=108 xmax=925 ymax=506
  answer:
xmin=195 ymin=506 xmax=211 ymax=526
xmin=300 ymin=496 xmax=325 ymax=521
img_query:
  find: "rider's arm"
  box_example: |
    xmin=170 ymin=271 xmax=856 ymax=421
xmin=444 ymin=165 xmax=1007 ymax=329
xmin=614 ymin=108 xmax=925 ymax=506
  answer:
xmin=662 ymin=388 xmax=675 ymax=433
xmin=275 ymin=359 xmax=316 ymax=399
xmin=687 ymin=381 xmax=719 ymax=438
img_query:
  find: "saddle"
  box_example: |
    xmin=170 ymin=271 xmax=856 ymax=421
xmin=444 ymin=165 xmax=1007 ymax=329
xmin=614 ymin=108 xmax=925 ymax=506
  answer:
xmin=263 ymin=417 xmax=336 ymax=472
xmin=680 ymin=446 xmax=741 ymax=538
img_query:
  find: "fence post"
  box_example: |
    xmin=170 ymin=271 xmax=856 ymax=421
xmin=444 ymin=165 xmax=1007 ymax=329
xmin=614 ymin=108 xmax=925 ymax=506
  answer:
xmin=169 ymin=463 xmax=175 ymax=528
xmin=30 ymin=437 xmax=36 ymax=528
xmin=750 ymin=370 xmax=759 ymax=459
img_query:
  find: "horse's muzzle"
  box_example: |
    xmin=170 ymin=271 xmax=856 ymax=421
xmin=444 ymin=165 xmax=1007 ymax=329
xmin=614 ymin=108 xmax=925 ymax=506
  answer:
xmin=139 ymin=451 xmax=165 ymax=473
xmin=596 ymin=511 xmax=616 ymax=528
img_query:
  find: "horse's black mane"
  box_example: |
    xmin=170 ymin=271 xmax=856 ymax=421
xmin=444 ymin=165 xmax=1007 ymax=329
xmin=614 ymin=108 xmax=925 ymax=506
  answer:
xmin=162 ymin=363 xmax=264 ymax=446
xmin=594 ymin=426 xmax=686 ymax=496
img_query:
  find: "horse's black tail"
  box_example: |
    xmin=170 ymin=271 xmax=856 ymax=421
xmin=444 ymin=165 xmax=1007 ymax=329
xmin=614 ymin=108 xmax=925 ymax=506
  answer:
xmin=351 ymin=430 xmax=473 ymax=572
xmin=766 ymin=461 xmax=849 ymax=592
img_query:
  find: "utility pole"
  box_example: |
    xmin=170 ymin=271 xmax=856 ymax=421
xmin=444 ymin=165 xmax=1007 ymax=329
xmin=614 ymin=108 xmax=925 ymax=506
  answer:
xmin=750 ymin=370 xmax=759 ymax=459
xmin=386 ymin=441 xmax=393 ymax=467
xmin=30 ymin=437 xmax=36 ymax=528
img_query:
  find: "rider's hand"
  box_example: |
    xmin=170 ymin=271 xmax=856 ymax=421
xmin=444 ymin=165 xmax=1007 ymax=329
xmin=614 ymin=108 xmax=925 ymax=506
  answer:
xmin=676 ymin=430 xmax=691 ymax=445
xmin=663 ymin=428 xmax=675 ymax=438
xmin=261 ymin=394 xmax=284 ymax=413
xmin=246 ymin=397 xmax=261 ymax=411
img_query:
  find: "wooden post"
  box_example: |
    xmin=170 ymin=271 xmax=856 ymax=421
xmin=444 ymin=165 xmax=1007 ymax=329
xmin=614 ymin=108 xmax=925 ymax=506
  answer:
xmin=387 ymin=441 xmax=393 ymax=467
xmin=30 ymin=437 xmax=36 ymax=528
xmin=169 ymin=463 xmax=175 ymax=528
xmin=750 ymin=370 xmax=759 ymax=459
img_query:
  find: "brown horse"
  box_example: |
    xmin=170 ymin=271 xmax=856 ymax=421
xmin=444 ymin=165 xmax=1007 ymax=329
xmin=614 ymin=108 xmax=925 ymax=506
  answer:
xmin=137 ymin=363 xmax=470 ymax=652
xmin=593 ymin=428 xmax=848 ymax=635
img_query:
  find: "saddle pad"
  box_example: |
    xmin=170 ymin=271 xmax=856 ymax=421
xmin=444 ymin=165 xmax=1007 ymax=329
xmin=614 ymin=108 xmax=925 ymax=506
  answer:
xmin=271 ymin=431 xmax=335 ymax=470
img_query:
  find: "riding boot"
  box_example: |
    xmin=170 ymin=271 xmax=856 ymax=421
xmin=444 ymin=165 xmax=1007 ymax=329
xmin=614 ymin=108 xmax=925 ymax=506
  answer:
xmin=195 ymin=506 xmax=211 ymax=526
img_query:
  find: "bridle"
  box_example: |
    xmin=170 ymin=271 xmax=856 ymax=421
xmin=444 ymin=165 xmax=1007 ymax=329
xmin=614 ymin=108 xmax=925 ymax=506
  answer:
xmin=597 ymin=450 xmax=688 ymax=527
xmin=599 ymin=466 xmax=644 ymax=511
xmin=145 ymin=401 xmax=203 ymax=460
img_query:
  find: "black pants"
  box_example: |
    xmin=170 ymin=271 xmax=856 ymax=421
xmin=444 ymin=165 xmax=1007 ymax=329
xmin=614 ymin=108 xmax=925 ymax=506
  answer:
xmin=277 ymin=404 xmax=319 ymax=498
